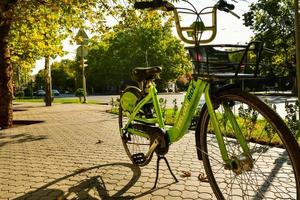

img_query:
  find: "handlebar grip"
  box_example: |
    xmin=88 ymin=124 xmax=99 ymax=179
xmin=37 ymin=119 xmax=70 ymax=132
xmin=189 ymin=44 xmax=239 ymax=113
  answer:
xmin=226 ymin=3 xmax=234 ymax=10
xmin=217 ymin=0 xmax=235 ymax=11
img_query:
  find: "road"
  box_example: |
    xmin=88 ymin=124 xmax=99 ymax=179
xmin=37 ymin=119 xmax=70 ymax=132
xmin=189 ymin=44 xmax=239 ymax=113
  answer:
xmin=80 ymin=92 xmax=297 ymax=119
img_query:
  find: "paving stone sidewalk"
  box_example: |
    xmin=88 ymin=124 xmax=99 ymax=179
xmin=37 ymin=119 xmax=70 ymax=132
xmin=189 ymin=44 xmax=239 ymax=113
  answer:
xmin=0 ymin=102 xmax=214 ymax=200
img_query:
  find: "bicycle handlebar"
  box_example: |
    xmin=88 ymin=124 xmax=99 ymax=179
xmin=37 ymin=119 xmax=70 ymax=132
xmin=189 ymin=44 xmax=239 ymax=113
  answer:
xmin=134 ymin=0 xmax=239 ymax=44
xmin=173 ymin=7 xmax=217 ymax=44
xmin=134 ymin=0 xmax=235 ymax=11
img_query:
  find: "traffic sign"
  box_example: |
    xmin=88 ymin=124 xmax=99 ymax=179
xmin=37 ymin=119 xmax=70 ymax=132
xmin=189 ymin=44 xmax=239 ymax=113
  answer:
xmin=76 ymin=29 xmax=89 ymax=45
xmin=77 ymin=46 xmax=88 ymax=58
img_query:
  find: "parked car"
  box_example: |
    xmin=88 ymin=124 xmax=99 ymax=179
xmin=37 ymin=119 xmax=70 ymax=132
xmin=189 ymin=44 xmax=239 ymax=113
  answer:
xmin=52 ymin=89 xmax=60 ymax=96
xmin=34 ymin=89 xmax=46 ymax=96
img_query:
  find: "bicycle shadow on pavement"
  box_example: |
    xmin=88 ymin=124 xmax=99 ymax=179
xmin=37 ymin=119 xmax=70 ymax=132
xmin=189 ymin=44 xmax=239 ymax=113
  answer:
xmin=253 ymin=150 xmax=294 ymax=199
xmin=14 ymin=163 xmax=142 ymax=200
xmin=13 ymin=161 xmax=180 ymax=200
xmin=61 ymin=175 xmax=176 ymax=200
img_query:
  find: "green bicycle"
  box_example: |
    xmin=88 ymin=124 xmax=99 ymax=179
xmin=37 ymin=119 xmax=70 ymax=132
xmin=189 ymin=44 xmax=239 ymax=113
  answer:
xmin=118 ymin=0 xmax=300 ymax=199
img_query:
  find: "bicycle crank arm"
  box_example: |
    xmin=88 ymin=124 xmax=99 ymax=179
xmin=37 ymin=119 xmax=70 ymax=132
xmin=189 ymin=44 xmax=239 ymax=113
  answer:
xmin=145 ymin=139 xmax=159 ymax=158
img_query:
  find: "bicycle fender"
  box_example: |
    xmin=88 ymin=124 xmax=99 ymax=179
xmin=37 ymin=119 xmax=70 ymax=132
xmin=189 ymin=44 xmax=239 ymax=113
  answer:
xmin=195 ymin=104 xmax=208 ymax=160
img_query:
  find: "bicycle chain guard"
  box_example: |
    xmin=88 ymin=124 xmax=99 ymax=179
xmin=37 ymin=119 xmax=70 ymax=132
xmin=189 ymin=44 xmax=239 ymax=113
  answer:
xmin=132 ymin=123 xmax=169 ymax=156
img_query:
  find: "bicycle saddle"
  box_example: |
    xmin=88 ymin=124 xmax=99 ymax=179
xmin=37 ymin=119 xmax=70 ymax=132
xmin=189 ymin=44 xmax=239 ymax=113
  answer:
xmin=131 ymin=66 xmax=162 ymax=82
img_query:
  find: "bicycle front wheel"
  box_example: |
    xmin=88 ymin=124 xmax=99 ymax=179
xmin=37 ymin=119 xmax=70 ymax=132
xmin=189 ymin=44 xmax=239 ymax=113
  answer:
xmin=198 ymin=89 xmax=300 ymax=200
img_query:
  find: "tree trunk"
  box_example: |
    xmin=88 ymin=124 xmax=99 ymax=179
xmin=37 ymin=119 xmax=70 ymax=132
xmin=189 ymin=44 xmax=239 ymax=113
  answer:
xmin=295 ymin=0 xmax=300 ymax=118
xmin=0 ymin=22 xmax=13 ymax=129
xmin=44 ymin=56 xmax=52 ymax=106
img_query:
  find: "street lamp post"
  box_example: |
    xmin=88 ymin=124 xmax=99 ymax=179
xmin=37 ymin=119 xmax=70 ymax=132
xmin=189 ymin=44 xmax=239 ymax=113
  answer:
xmin=76 ymin=29 xmax=89 ymax=103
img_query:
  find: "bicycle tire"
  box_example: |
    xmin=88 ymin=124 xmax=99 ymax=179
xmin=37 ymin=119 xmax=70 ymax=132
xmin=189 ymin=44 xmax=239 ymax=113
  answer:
xmin=119 ymin=86 xmax=153 ymax=166
xmin=197 ymin=89 xmax=300 ymax=200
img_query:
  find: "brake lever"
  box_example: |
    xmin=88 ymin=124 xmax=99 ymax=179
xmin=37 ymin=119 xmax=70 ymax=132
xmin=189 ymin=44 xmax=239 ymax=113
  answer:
xmin=228 ymin=10 xmax=240 ymax=19
xmin=218 ymin=5 xmax=240 ymax=19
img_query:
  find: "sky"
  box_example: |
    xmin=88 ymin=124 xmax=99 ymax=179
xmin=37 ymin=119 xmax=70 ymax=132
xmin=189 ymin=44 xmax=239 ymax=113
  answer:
xmin=32 ymin=0 xmax=255 ymax=75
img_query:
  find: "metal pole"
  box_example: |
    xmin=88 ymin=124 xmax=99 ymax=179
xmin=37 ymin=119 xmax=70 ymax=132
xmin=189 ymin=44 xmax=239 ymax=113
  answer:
xmin=295 ymin=0 xmax=300 ymax=118
xmin=82 ymin=61 xmax=87 ymax=103
xmin=81 ymin=45 xmax=87 ymax=103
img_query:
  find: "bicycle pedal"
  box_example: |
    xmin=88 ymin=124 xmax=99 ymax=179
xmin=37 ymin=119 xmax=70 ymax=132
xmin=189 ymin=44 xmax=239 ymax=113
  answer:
xmin=131 ymin=153 xmax=146 ymax=164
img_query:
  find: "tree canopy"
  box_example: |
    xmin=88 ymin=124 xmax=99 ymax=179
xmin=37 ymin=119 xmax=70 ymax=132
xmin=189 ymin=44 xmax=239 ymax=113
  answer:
xmin=0 ymin=0 xmax=110 ymax=128
xmin=8 ymin=0 xmax=109 ymax=82
xmin=86 ymin=10 xmax=191 ymax=93
xmin=244 ymin=0 xmax=295 ymax=76
xmin=35 ymin=59 xmax=79 ymax=93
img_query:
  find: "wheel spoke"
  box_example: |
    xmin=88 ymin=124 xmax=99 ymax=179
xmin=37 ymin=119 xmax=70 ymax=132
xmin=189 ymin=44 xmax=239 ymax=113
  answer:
xmin=196 ymin=145 xmax=224 ymax=165
xmin=221 ymin=174 xmax=236 ymax=197
xmin=251 ymin=162 xmax=294 ymax=197
xmin=244 ymin=171 xmax=265 ymax=198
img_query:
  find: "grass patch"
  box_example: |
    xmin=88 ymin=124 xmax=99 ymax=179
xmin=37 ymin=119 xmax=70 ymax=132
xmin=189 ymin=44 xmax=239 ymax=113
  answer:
xmin=14 ymin=98 xmax=98 ymax=104
xmin=206 ymin=112 xmax=294 ymax=147
xmin=110 ymin=107 xmax=177 ymax=124
xmin=107 ymin=107 xmax=119 ymax=114
xmin=14 ymin=98 xmax=45 ymax=103
xmin=114 ymin=105 xmax=300 ymax=147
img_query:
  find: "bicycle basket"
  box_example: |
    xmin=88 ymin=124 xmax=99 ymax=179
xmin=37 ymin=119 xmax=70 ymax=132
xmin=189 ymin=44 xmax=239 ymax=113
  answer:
xmin=187 ymin=41 xmax=271 ymax=80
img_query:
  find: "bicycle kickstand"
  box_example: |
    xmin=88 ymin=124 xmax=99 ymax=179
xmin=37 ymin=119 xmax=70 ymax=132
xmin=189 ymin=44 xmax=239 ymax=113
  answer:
xmin=152 ymin=154 xmax=178 ymax=190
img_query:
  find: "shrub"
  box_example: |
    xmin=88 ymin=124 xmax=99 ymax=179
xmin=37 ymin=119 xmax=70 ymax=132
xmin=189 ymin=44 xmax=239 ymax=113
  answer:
xmin=15 ymin=90 xmax=24 ymax=98
xmin=75 ymin=88 xmax=84 ymax=102
xmin=285 ymin=100 xmax=300 ymax=141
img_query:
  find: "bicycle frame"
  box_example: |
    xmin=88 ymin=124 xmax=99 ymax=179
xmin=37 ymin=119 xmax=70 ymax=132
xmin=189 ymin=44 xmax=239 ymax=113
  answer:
xmin=122 ymin=79 xmax=251 ymax=166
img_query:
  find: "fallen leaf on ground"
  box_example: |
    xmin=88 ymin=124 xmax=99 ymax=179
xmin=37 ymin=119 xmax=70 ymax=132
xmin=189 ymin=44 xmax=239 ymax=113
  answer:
xmin=74 ymin=168 xmax=87 ymax=173
xmin=96 ymin=140 xmax=103 ymax=144
xmin=180 ymin=171 xmax=191 ymax=177
xmin=198 ymin=172 xmax=209 ymax=182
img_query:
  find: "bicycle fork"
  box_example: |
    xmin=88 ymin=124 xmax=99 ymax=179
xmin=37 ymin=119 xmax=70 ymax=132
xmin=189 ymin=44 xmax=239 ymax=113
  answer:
xmin=204 ymin=86 xmax=253 ymax=174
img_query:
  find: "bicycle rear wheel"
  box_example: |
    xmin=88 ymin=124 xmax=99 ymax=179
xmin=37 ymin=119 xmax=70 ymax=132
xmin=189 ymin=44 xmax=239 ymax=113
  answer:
xmin=119 ymin=86 xmax=153 ymax=166
xmin=198 ymin=89 xmax=300 ymax=200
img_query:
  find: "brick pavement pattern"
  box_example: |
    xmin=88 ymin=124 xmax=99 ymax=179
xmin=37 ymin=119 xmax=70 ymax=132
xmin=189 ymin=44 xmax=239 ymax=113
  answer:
xmin=0 ymin=103 xmax=214 ymax=200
